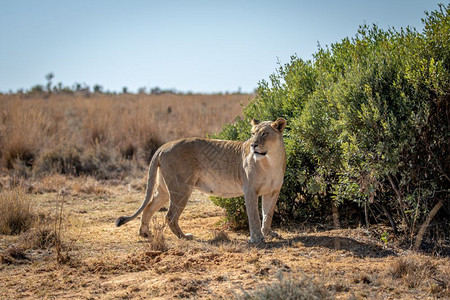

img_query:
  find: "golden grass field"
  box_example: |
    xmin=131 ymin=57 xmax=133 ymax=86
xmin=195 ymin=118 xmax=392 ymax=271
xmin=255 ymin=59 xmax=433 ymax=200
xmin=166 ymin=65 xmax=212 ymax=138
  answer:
xmin=0 ymin=94 xmax=449 ymax=299
xmin=0 ymin=93 xmax=250 ymax=177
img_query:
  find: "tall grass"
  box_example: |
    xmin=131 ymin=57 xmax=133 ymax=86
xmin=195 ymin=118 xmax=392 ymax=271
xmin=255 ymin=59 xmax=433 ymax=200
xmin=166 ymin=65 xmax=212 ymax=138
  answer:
xmin=0 ymin=105 xmax=54 ymax=169
xmin=0 ymin=186 xmax=35 ymax=235
xmin=0 ymin=185 xmax=71 ymax=265
xmin=0 ymin=93 xmax=250 ymax=178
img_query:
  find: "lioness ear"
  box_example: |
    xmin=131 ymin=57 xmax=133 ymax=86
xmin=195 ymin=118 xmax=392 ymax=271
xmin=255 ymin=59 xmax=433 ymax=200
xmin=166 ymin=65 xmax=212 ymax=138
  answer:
xmin=271 ymin=118 xmax=287 ymax=133
xmin=251 ymin=118 xmax=260 ymax=126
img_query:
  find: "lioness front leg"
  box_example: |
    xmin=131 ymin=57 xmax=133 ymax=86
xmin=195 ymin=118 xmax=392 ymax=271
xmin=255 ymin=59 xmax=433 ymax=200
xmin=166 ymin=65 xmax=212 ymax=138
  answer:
xmin=261 ymin=191 xmax=280 ymax=238
xmin=244 ymin=189 xmax=264 ymax=243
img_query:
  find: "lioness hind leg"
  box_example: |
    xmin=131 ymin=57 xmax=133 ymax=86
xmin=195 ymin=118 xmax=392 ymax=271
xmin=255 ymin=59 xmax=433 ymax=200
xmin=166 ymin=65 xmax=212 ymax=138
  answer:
xmin=166 ymin=191 xmax=193 ymax=239
xmin=163 ymin=174 xmax=195 ymax=240
xmin=139 ymin=172 xmax=169 ymax=237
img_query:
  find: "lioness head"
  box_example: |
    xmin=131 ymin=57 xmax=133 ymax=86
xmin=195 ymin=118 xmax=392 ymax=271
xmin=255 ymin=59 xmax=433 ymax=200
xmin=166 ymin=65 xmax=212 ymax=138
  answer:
xmin=250 ymin=118 xmax=286 ymax=159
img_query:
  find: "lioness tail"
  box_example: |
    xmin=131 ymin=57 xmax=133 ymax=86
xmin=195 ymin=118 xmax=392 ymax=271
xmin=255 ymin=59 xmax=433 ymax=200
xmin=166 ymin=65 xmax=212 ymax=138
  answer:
xmin=114 ymin=148 xmax=162 ymax=227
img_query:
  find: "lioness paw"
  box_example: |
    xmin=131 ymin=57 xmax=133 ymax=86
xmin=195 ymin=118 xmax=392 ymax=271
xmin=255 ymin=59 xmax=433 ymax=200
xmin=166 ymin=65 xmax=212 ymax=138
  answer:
xmin=139 ymin=226 xmax=151 ymax=238
xmin=139 ymin=231 xmax=151 ymax=238
xmin=263 ymin=230 xmax=280 ymax=239
xmin=182 ymin=233 xmax=194 ymax=240
xmin=249 ymin=235 xmax=265 ymax=244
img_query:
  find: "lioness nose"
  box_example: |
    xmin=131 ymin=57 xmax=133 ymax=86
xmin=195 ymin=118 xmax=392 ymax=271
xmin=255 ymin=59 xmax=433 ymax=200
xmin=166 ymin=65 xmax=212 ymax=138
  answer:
xmin=251 ymin=143 xmax=258 ymax=149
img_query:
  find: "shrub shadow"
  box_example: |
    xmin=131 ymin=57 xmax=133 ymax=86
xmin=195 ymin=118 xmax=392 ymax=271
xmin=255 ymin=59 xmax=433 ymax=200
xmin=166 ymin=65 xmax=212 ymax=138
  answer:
xmin=261 ymin=235 xmax=397 ymax=258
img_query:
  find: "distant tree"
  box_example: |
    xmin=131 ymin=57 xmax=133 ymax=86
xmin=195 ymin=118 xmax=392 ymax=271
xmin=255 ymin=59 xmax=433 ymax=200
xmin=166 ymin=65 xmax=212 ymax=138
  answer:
xmin=45 ymin=72 xmax=54 ymax=93
xmin=73 ymin=82 xmax=82 ymax=92
xmin=29 ymin=84 xmax=44 ymax=94
xmin=93 ymin=84 xmax=103 ymax=93
xmin=151 ymin=87 xmax=161 ymax=95
xmin=122 ymin=87 xmax=128 ymax=94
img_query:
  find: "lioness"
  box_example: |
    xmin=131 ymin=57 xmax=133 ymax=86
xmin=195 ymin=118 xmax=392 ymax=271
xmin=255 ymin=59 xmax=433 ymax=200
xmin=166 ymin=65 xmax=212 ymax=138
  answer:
xmin=115 ymin=118 xmax=286 ymax=243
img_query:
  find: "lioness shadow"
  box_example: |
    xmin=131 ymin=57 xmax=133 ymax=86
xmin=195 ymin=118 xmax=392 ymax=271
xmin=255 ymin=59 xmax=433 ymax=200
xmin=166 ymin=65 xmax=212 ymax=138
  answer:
xmin=262 ymin=235 xmax=397 ymax=258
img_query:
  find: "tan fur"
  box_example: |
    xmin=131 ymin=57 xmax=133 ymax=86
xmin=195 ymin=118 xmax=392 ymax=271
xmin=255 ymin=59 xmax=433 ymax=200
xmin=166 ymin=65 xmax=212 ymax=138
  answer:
xmin=115 ymin=118 xmax=287 ymax=243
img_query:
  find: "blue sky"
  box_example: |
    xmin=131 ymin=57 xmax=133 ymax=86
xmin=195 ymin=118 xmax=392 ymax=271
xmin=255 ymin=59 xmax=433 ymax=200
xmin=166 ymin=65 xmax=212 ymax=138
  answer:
xmin=0 ymin=0 xmax=444 ymax=93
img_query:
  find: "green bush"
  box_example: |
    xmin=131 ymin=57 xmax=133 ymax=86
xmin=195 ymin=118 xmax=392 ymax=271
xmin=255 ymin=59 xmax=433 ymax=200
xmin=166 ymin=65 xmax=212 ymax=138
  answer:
xmin=213 ymin=5 xmax=449 ymax=245
xmin=211 ymin=195 xmax=249 ymax=229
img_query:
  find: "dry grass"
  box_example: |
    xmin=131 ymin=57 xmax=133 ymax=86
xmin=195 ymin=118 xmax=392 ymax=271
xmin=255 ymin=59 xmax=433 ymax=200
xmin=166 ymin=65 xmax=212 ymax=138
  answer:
xmin=0 ymin=184 xmax=72 ymax=267
xmin=391 ymin=257 xmax=437 ymax=287
xmin=18 ymin=226 xmax=58 ymax=250
xmin=0 ymin=186 xmax=35 ymax=235
xmin=0 ymin=180 xmax=449 ymax=298
xmin=209 ymin=229 xmax=231 ymax=245
xmin=0 ymin=246 xmax=30 ymax=265
xmin=0 ymin=93 xmax=250 ymax=178
xmin=235 ymin=273 xmax=330 ymax=300
xmin=146 ymin=217 xmax=168 ymax=253
xmin=390 ymin=256 xmax=449 ymax=295
xmin=0 ymin=106 xmax=53 ymax=170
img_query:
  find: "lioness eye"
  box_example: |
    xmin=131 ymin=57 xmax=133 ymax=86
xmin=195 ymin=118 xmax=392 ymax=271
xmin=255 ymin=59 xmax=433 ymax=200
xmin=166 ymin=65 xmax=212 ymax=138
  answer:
xmin=262 ymin=132 xmax=268 ymax=137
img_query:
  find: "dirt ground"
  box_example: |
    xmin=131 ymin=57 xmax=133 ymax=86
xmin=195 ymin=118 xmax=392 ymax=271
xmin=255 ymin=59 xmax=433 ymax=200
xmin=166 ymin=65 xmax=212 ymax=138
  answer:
xmin=1 ymin=175 xmax=449 ymax=299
